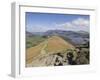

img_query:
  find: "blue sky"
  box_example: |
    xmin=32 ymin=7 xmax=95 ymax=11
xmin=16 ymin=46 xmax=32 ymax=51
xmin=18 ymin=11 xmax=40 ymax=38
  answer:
xmin=26 ymin=12 xmax=90 ymax=32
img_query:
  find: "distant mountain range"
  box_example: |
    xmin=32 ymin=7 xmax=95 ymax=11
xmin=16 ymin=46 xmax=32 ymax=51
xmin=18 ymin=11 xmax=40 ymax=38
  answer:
xmin=26 ymin=30 xmax=89 ymax=45
xmin=26 ymin=31 xmax=34 ymax=37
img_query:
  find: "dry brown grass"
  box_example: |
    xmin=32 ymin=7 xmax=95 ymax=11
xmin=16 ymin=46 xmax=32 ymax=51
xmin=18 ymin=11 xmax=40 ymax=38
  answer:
xmin=46 ymin=36 xmax=75 ymax=53
xmin=26 ymin=42 xmax=45 ymax=63
xmin=26 ymin=36 xmax=75 ymax=64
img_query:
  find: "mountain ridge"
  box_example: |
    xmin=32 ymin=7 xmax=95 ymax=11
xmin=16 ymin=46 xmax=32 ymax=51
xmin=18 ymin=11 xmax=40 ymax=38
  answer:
xmin=26 ymin=35 xmax=75 ymax=66
xmin=26 ymin=30 xmax=89 ymax=45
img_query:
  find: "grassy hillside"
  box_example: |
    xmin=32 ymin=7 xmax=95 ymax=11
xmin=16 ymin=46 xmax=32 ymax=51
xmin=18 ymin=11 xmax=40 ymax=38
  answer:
xmin=26 ymin=35 xmax=47 ymax=48
xmin=26 ymin=35 xmax=89 ymax=67
xmin=26 ymin=36 xmax=75 ymax=65
xmin=46 ymin=36 xmax=75 ymax=53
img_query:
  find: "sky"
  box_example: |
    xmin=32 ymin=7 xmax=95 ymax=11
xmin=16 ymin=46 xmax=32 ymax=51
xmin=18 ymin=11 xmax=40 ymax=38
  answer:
xmin=26 ymin=12 xmax=90 ymax=32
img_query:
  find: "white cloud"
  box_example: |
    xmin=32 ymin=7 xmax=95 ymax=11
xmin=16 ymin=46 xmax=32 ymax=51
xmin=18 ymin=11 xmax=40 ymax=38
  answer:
xmin=56 ymin=22 xmax=73 ymax=28
xmin=72 ymin=18 xmax=89 ymax=27
xmin=55 ymin=18 xmax=89 ymax=32
xmin=27 ymin=25 xmax=54 ymax=32
xmin=27 ymin=18 xmax=89 ymax=32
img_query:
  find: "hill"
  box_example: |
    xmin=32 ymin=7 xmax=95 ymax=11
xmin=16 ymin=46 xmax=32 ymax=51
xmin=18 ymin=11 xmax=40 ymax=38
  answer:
xmin=44 ymin=30 xmax=89 ymax=45
xmin=30 ymin=30 xmax=89 ymax=45
xmin=26 ymin=36 xmax=75 ymax=67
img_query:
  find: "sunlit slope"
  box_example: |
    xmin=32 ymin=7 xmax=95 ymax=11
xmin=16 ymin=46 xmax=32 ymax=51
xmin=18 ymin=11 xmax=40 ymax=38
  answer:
xmin=26 ymin=36 xmax=75 ymax=64
xmin=46 ymin=36 xmax=75 ymax=52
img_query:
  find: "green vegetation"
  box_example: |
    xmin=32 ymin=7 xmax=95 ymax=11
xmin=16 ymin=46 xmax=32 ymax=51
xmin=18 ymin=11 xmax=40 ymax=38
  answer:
xmin=26 ymin=35 xmax=89 ymax=66
xmin=26 ymin=35 xmax=47 ymax=49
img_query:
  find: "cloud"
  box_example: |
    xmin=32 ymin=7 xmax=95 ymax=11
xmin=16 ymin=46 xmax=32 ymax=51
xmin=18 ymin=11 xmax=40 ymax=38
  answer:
xmin=27 ymin=18 xmax=89 ymax=32
xmin=55 ymin=18 xmax=89 ymax=32
xmin=72 ymin=18 xmax=89 ymax=27
xmin=55 ymin=22 xmax=72 ymax=28
xmin=26 ymin=25 xmax=54 ymax=32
